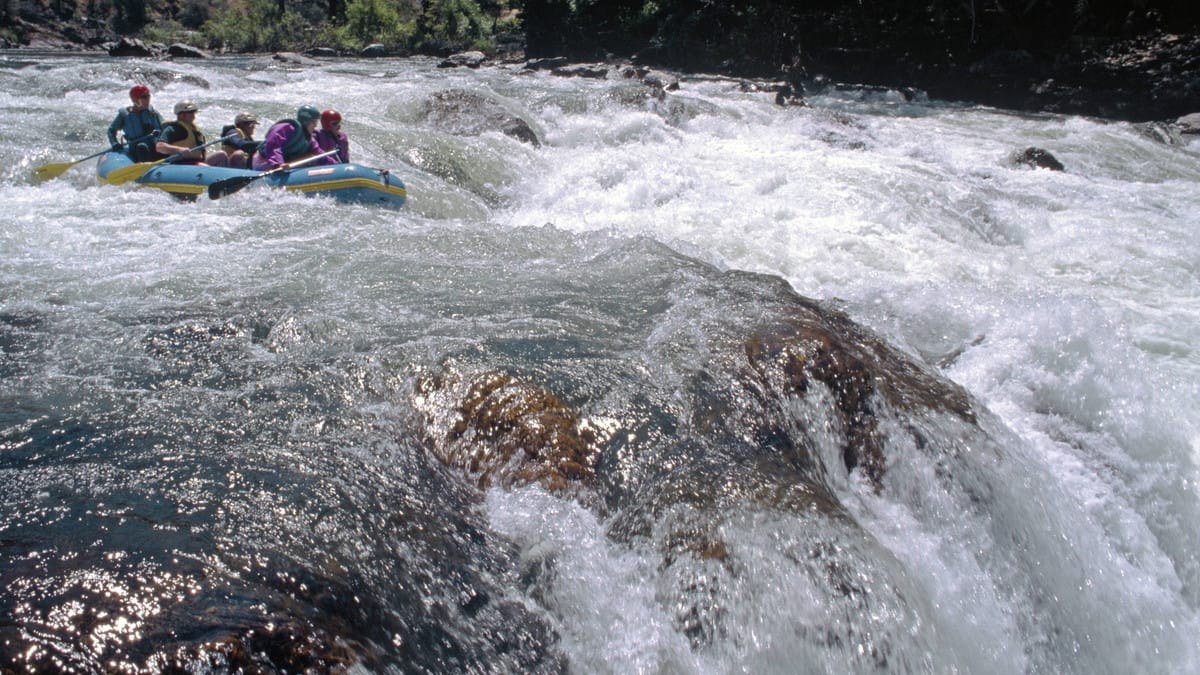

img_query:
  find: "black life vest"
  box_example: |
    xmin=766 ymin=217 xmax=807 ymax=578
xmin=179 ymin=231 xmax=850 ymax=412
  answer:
xmin=277 ymin=119 xmax=312 ymax=161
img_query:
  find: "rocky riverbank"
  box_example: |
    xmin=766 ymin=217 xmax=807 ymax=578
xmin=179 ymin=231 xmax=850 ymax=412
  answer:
xmin=3 ymin=14 xmax=1197 ymax=124
xmin=800 ymin=31 xmax=1200 ymax=122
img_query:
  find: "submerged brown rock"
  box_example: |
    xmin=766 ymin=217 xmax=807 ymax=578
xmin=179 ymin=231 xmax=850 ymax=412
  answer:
xmin=418 ymin=371 xmax=599 ymax=494
xmin=744 ymin=307 xmax=977 ymax=488
xmin=418 ymin=287 xmax=975 ymax=500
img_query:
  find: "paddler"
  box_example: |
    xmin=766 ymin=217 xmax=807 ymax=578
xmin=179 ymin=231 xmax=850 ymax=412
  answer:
xmin=220 ymin=112 xmax=262 ymax=169
xmin=252 ymin=105 xmax=337 ymax=171
xmin=106 ymin=84 xmax=163 ymax=162
xmin=314 ymin=109 xmax=350 ymax=164
xmin=155 ymin=100 xmax=231 ymax=167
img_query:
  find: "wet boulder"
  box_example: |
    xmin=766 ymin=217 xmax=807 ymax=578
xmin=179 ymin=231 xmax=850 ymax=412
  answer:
xmin=108 ymin=36 xmax=155 ymax=57
xmin=1134 ymin=121 xmax=1186 ymax=145
xmin=619 ymin=66 xmax=681 ymax=92
xmin=524 ymin=57 xmax=569 ymax=71
xmin=167 ymin=43 xmax=208 ymax=58
xmin=440 ymin=50 xmax=487 ymax=68
xmin=417 ymin=371 xmax=599 ymax=494
xmin=642 ymin=69 xmax=680 ymax=92
xmin=265 ymin=51 xmax=320 ymax=67
xmin=742 ymin=310 xmax=976 ymax=488
xmin=552 ymin=63 xmax=609 ymax=79
xmin=774 ymin=83 xmax=806 ymax=107
xmin=1012 ymin=146 xmax=1065 ymax=171
xmin=420 ymin=89 xmax=542 ymax=146
xmin=1177 ymin=112 xmax=1200 ymax=134
xmin=163 ymin=620 xmax=369 ymax=672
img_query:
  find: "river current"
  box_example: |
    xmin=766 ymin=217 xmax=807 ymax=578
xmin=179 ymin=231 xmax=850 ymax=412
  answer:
xmin=1 ymin=54 xmax=1198 ymax=673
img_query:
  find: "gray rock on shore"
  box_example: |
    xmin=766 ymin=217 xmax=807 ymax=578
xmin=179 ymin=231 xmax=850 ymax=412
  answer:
xmin=108 ymin=36 xmax=155 ymax=57
xmin=1177 ymin=112 xmax=1200 ymax=134
xmin=439 ymin=51 xmax=487 ymax=68
xmin=167 ymin=43 xmax=208 ymax=58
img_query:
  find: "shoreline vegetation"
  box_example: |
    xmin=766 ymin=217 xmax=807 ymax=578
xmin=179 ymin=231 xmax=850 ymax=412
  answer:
xmin=2 ymin=0 xmax=1197 ymax=123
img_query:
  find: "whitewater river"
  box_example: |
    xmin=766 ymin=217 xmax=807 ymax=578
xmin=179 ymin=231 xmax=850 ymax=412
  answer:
xmin=2 ymin=54 xmax=1198 ymax=673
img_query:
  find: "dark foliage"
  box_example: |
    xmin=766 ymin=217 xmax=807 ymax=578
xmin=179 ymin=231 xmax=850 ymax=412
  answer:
xmin=513 ymin=0 xmax=1199 ymax=75
xmin=4 ymin=0 xmax=1195 ymax=119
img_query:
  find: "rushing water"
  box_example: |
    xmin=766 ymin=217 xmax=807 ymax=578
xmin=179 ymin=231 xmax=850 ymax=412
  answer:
xmin=1 ymin=53 xmax=1198 ymax=673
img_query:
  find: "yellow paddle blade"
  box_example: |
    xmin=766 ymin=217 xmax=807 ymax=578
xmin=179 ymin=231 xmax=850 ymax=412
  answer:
xmin=30 ymin=161 xmax=75 ymax=183
xmin=31 ymin=148 xmax=113 ymax=184
xmin=103 ymin=161 xmax=159 ymax=186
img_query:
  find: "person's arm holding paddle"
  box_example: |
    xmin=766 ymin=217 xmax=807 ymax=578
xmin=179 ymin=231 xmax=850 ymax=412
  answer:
xmin=154 ymin=137 xmax=203 ymax=162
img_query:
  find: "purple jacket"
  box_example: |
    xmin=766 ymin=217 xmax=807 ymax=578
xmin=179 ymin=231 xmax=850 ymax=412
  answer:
xmin=252 ymin=120 xmax=327 ymax=171
xmin=314 ymin=129 xmax=350 ymax=164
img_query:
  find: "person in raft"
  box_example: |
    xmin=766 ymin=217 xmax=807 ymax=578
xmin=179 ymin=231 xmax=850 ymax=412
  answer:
xmin=314 ymin=109 xmax=350 ymax=164
xmin=252 ymin=105 xmax=338 ymax=171
xmin=220 ymin=112 xmax=263 ymax=169
xmin=107 ymin=84 xmax=163 ymax=162
xmin=154 ymin=100 xmax=231 ymax=166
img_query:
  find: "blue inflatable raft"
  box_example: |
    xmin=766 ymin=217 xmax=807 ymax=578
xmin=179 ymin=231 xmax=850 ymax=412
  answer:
xmin=96 ymin=150 xmax=406 ymax=209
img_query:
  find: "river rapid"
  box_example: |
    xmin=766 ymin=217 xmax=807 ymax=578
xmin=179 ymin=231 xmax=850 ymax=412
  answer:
xmin=1 ymin=54 xmax=1198 ymax=673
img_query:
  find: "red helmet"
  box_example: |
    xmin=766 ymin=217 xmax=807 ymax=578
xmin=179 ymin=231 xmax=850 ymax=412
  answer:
xmin=320 ymin=109 xmax=342 ymax=131
xmin=129 ymin=84 xmax=151 ymax=100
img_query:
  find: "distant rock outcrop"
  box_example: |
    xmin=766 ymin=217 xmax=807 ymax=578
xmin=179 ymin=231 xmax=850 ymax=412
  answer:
xmin=552 ymin=63 xmax=609 ymax=79
xmin=524 ymin=57 xmax=570 ymax=71
xmin=1012 ymin=147 xmax=1065 ymax=171
xmin=108 ymin=36 xmax=154 ymax=57
xmin=439 ymin=51 xmax=487 ymax=68
xmin=167 ymin=43 xmax=207 ymax=58
xmin=1178 ymin=112 xmax=1200 ymax=133
xmin=420 ymin=89 xmax=542 ymax=146
xmin=361 ymin=43 xmax=388 ymax=58
xmin=271 ymin=51 xmax=321 ymax=66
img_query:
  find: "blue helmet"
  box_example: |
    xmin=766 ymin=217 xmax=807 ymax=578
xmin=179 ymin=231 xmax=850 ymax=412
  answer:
xmin=297 ymin=105 xmax=320 ymax=125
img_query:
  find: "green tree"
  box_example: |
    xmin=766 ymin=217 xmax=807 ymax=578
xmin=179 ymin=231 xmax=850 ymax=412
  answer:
xmin=340 ymin=0 xmax=412 ymax=48
xmin=418 ymin=0 xmax=491 ymax=52
xmin=202 ymin=0 xmax=308 ymax=52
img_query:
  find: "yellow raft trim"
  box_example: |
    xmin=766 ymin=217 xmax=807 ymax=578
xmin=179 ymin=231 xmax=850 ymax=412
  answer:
xmin=138 ymin=176 xmax=406 ymax=200
xmin=142 ymin=182 xmax=206 ymax=195
xmin=282 ymin=176 xmax=408 ymax=199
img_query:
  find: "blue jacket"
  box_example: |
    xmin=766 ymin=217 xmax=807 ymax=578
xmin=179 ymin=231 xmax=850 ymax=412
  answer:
xmin=107 ymin=106 xmax=164 ymax=147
